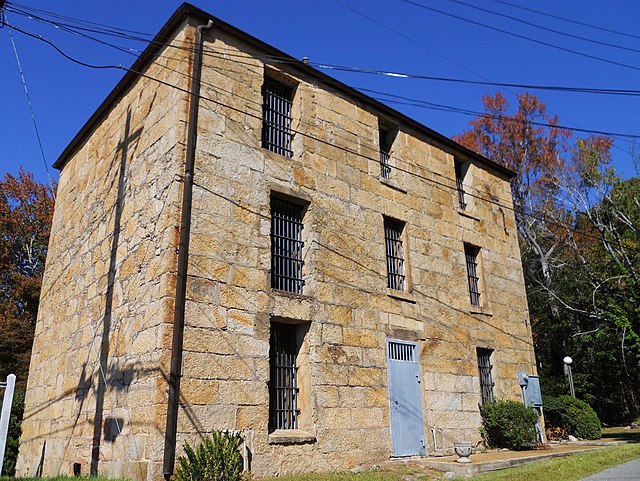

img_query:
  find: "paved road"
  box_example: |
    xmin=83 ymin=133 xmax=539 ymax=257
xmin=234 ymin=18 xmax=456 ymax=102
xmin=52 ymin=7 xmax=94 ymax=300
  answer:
xmin=578 ymin=458 xmax=640 ymax=480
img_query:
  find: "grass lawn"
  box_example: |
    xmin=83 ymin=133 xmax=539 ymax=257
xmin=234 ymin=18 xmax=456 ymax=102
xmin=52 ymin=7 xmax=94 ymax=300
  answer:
xmin=470 ymin=443 xmax=640 ymax=481
xmin=602 ymin=426 xmax=640 ymax=443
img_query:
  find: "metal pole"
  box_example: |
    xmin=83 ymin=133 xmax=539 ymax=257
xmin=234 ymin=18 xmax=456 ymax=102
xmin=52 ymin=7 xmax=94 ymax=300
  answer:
xmin=567 ymin=365 xmax=575 ymax=398
xmin=163 ymin=18 xmax=213 ymax=481
xmin=0 ymin=374 xmax=16 ymax=475
xmin=563 ymin=356 xmax=575 ymax=398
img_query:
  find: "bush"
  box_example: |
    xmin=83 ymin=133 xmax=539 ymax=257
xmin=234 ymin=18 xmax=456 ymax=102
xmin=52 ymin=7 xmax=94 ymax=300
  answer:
xmin=480 ymin=399 xmax=538 ymax=450
xmin=543 ymin=395 xmax=601 ymax=440
xmin=175 ymin=431 xmax=244 ymax=481
xmin=0 ymin=389 xmax=25 ymax=477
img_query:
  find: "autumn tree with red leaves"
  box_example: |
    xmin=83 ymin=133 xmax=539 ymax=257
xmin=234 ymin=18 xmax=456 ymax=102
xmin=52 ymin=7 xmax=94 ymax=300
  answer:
xmin=455 ymin=92 xmax=639 ymax=422
xmin=0 ymin=168 xmax=55 ymax=389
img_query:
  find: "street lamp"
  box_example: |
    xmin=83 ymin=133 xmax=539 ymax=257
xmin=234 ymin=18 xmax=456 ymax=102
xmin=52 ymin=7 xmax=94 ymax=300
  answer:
xmin=563 ymin=356 xmax=575 ymax=398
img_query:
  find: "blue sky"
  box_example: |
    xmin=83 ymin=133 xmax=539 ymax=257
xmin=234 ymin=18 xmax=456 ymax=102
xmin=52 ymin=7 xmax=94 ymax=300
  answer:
xmin=2 ymin=0 xmax=640 ymax=186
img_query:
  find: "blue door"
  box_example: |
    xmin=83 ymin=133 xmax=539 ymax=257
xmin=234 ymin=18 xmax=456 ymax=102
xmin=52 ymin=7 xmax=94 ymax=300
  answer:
xmin=387 ymin=339 xmax=426 ymax=456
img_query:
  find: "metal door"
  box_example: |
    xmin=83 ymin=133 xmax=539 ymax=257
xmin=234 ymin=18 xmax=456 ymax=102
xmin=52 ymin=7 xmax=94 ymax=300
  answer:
xmin=386 ymin=339 xmax=426 ymax=456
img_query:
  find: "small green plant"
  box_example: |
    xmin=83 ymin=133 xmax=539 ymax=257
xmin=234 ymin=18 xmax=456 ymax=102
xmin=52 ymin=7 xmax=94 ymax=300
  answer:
xmin=175 ymin=431 xmax=244 ymax=481
xmin=480 ymin=399 xmax=538 ymax=450
xmin=543 ymin=395 xmax=601 ymax=440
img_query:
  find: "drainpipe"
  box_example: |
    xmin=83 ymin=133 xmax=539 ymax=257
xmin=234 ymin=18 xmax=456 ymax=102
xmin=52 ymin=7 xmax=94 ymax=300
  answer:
xmin=163 ymin=18 xmax=213 ymax=480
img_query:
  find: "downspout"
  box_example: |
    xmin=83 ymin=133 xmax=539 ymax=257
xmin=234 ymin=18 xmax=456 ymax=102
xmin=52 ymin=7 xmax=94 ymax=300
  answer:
xmin=163 ymin=18 xmax=213 ymax=480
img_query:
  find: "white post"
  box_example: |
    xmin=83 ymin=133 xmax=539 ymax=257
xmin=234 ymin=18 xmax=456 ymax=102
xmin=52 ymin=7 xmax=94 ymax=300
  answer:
xmin=0 ymin=374 xmax=16 ymax=475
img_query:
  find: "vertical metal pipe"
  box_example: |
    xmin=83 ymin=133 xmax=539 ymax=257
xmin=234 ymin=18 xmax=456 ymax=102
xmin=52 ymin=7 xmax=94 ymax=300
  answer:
xmin=163 ymin=19 xmax=213 ymax=481
xmin=0 ymin=374 xmax=16 ymax=475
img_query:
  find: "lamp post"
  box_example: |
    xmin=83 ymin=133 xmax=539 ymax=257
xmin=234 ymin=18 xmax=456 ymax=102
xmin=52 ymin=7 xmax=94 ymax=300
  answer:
xmin=563 ymin=356 xmax=575 ymax=398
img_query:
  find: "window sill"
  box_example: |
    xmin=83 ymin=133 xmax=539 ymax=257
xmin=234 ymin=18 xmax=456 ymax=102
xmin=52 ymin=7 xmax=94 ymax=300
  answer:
xmin=270 ymin=289 xmax=312 ymax=301
xmin=268 ymin=429 xmax=316 ymax=445
xmin=469 ymin=305 xmax=493 ymax=316
xmin=457 ymin=209 xmax=480 ymax=222
xmin=380 ymin=177 xmax=407 ymax=193
xmin=386 ymin=288 xmax=416 ymax=303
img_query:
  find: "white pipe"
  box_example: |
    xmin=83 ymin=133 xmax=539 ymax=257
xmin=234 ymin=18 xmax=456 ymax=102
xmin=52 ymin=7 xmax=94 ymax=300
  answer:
xmin=0 ymin=374 xmax=16 ymax=475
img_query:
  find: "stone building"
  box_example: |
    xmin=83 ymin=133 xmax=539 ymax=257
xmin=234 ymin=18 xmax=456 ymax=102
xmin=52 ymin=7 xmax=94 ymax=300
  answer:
xmin=17 ymin=3 xmax=538 ymax=480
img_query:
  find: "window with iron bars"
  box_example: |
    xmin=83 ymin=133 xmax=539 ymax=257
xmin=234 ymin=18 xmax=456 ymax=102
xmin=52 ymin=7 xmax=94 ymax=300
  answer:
xmin=465 ymin=244 xmax=481 ymax=306
xmin=477 ymin=348 xmax=495 ymax=404
xmin=455 ymin=162 xmax=467 ymax=210
xmin=385 ymin=218 xmax=406 ymax=291
xmin=379 ymin=127 xmax=391 ymax=179
xmin=269 ymin=322 xmax=299 ymax=430
xmin=262 ymin=80 xmax=293 ymax=157
xmin=271 ymin=197 xmax=305 ymax=294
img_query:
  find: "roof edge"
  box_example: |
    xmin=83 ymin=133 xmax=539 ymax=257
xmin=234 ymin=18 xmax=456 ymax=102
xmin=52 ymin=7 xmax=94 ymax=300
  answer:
xmin=53 ymin=3 xmax=208 ymax=169
xmin=54 ymin=2 xmax=514 ymax=179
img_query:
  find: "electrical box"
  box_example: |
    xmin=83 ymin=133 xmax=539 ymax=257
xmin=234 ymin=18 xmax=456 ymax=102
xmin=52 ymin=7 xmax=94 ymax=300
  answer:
xmin=523 ymin=375 xmax=543 ymax=407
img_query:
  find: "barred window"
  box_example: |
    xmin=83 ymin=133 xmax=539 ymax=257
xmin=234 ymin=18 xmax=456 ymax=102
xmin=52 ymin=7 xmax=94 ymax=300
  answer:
xmin=271 ymin=197 xmax=305 ymax=294
xmin=269 ymin=322 xmax=299 ymax=430
xmin=262 ymin=80 xmax=293 ymax=157
xmin=465 ymin=244 xmax=481 ymax=306
xmin=385 ymin=218 xmax=406 ymax=291
xmin=379 ymin=127 xmax=391 ymax=179
xmin=455 ymin=162 xmax=467 ymax=210
xmin=477 ymin=348 xmax=495 ymax=404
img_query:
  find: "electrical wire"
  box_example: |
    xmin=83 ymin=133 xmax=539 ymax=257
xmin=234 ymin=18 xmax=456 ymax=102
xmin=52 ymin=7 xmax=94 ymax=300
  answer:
xmin=10 ymin=19 xmax=640 ymax=261
xmin=489 ymin=0 xmax=640 ymax=42
xmin=397 ymin=0 xmax=640 ymax=73
xmin=323 ymin=0 xmax=637 ymax=156
xmin=10 ymin=4 xmax=640 ymax=98
xmin=10 ymin=8 xmax=640 ymax=147
xmin=5 ymin=13 xmax=56 ymax=198
xmin=360 ymin=87 xmax=640 ymax=140
xmin=309 ymin=62 xmax=640 ymax=97
xmin=445 ymin=0 xmax=640 ymax=55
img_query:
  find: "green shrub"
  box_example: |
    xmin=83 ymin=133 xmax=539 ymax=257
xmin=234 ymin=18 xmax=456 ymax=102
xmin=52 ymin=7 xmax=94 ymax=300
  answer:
xmin=0 ymin=389 xmax=25 ymax=477
xmin=543 ymin=395 xmax=601 ymax=440
xmin=175 ymin=431 xmax=244 ymax=481
xmin=480 ymin=399 xmax=538 ymax=450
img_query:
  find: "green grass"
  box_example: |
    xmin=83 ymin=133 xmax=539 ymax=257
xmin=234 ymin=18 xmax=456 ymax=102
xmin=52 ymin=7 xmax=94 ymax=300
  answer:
xmin=260 ymin=466 xmax=438 ymax=481
xmin=602 ymin=426 xmax=640 ymax=443
xmin=470 ymin=444 xmax=640 ymax=481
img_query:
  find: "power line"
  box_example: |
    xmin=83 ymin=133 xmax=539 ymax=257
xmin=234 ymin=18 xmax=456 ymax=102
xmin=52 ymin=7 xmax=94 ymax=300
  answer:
xmin=396 ymin=0 xmax=640 ymax=73
xmin=309 ymin=62 xmax=640 ymax=97
xmin=7 ymin=1 xmax=154 ymax=37
xmin=489 ymin=0 xmax=640 ymax=42
xmin=360 ymin=88 xmax=640 ymax=140
xmin=11 ymin=3 xmax=640 ymax=99
xmin=10 ymin=7 xmax=640 ymax=146
xmin=445 ymin=0 xmax=640 ymax=55
xmin=12 ymin=19 xmax=640 ymax=260
xmin=329 ymin=0 xmax=505 ymax=89
xmin=322 ymin=0 xmax=637 ymax=157
xmin=5 ymin=13 xmax=56 ymax=198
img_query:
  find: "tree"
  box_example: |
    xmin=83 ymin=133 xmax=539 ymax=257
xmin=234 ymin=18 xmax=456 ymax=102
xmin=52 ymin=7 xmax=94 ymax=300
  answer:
xmin=454 ymin=92 xmax=639 ymax=422
xmin=0 ymin=168 xmax=55 ymax=389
